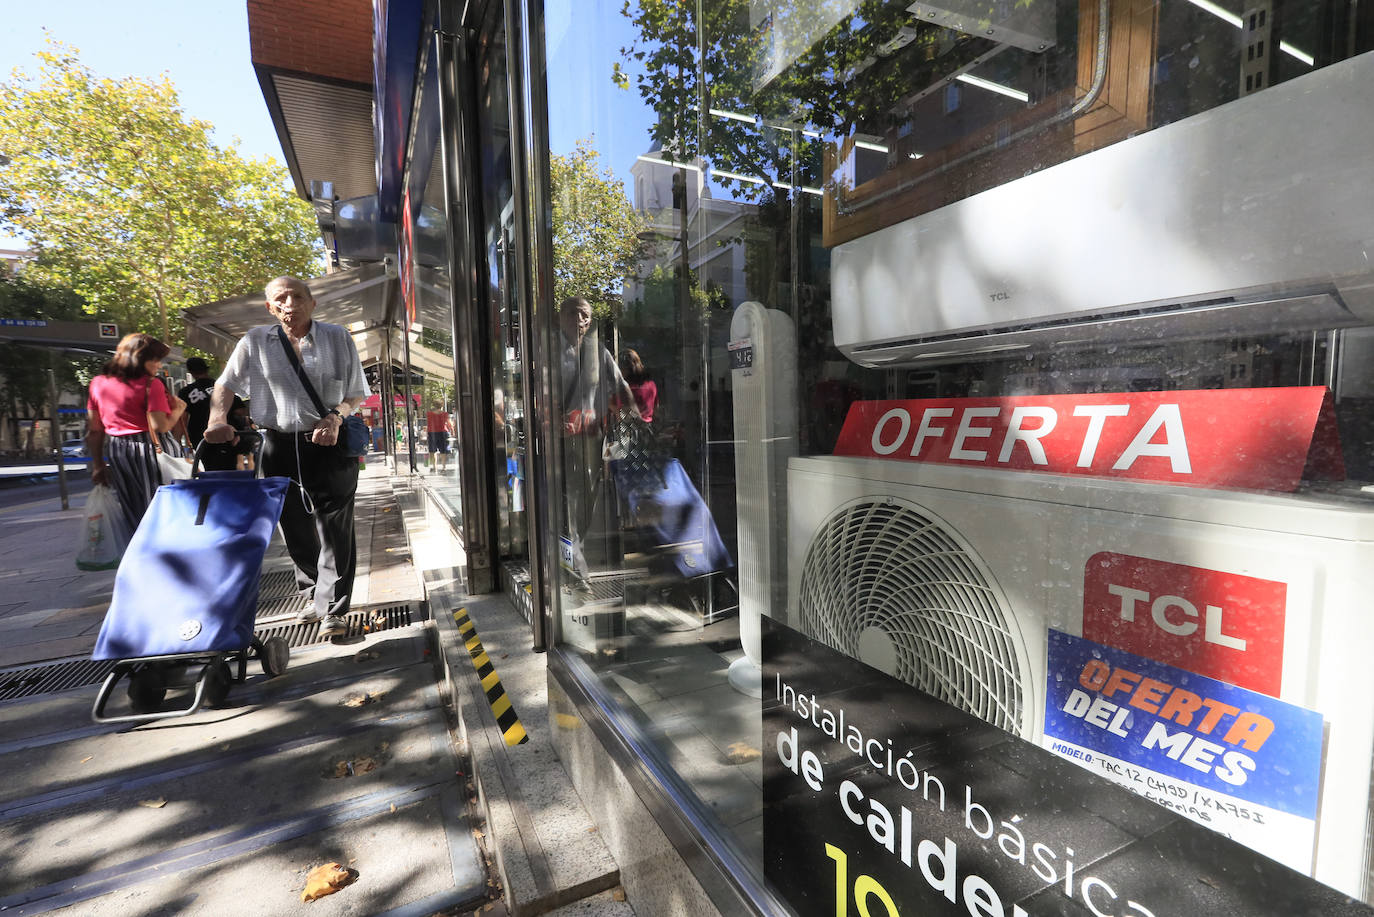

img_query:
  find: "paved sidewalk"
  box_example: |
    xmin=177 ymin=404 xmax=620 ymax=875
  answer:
xmin=0 ymin=461 xmax=639 ymax=917
xmin=0 ymin=483 xmax=116 ymax=668
xmin=0 ymin=460 xmax=492 ymax=916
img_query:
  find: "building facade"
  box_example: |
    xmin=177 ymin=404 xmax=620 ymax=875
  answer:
xmin=251 ymin=0 xmax=1374 ymax=913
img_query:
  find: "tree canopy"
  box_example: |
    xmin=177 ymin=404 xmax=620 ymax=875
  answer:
xmin=0 ymin=40 xmax=322 ymax=346
xmin=615 ymin=0 xmax=1027 ymax=197
xmin=550 ymin=138 xmax=647 ymax=318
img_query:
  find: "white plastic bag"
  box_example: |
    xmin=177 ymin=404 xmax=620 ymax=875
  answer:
xmin=156 ymin=451 xmax=191 ymax=482
xmin=75 ymin=484 xmax=131 ymax=571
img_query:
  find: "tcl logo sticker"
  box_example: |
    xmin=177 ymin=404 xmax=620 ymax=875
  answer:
xmin=1083 ymin=553 xmax=1286 ymax=696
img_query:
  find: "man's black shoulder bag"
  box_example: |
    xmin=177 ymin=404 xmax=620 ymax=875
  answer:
xmin=276 ymin=326 xmax=369 ymax=457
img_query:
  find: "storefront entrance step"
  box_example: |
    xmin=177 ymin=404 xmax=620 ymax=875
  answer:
xmin=429 ymin=586 xmax=631 ymax=916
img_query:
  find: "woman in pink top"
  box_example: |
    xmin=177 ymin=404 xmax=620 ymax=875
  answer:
xmin=86 ymin=333 xmax=187 ymax=532
xmin=620 ymin=349 xmax=657 ymax=422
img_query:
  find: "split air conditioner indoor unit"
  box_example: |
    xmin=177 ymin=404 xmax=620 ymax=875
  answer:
xmin=830 ymin=52 xmax=1374 ymax=368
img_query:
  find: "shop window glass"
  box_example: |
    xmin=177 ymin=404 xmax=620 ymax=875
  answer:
xmin=475 ymin=6 xmax=529 ymax=561
xmin=543 ymin=0 xmax=1374 ymax=910
xmin=401 ymin=55 xmax=460 ymax=506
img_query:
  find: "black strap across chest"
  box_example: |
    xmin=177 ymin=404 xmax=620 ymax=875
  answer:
xmin=276 ymin=326 xmax=330 ymax=418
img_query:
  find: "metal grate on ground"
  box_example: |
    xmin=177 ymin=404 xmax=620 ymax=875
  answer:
xmin=586 ymin=573 xmax=629 ymax=602
xmin=254 ymin=592 xmax=314 ymax=621
xmin=0 ymin=658 xmax=117 ymax=702
xmin=0 ymin=604 xmax=426 ymax=703
xmin=254 ymin=602 xmax=427 ymax=648
xmin=256 ymin=568 xmax=302 ymax=601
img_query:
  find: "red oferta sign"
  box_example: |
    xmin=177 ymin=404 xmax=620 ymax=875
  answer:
xmin=832 ymin=387 xmax=1342 ymax=492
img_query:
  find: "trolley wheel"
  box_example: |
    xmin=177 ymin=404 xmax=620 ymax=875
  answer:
xmin=127 ymin=665 xmax=167 ymax=714
xmin=260 ymin=635 xmax=290 ymax=678
xmin=203 ymin=660 xmax=233 ymax=709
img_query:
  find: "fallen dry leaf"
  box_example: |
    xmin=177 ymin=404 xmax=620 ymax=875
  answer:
xmin=342 ymin=692 xmax=380 ymax=708
xmin=138 ymin=797 xmax=167 ymax=808
xmin=612 ymin=887 xmax=627 ymax=902
xmin=331 ymin=756 xmax=380 ymax=779
xmin=80 ymin=756 xmax=93 ymax=764
xmin=301 ymin=862 xmax=355 ymax=902
xmin=725 ymin=742 xmax=761 ymax=765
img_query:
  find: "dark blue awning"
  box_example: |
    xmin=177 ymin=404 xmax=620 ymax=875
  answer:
xmin=373 ymin=0 xmax=426 ymax=222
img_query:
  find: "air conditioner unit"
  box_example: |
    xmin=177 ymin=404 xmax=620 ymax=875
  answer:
xmin=786 ymin=455 xmax=1374 ymax=899
xmin=830 ymin=51 xmax=1374 ymax=368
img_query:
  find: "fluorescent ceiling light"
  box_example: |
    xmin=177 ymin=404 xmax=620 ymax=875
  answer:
xmin=713 ymin=168 xmax=767 ymax=186
xmin=1184 ymin=0 xmax=1241 ymax=27
xmin=709 ymin=107 xmax=755 ymax=124
xmin=770 ymin=179 xmax=823 ymax=196
xmin=636 ymin=155 xmax=702 ymax=172
xmin=1278 ymin=41 xmax=1314 ymax=66
xmin=709 ymin=107 xmax=824 ymax=139
xmin=955 ymin=73 xmax=1029 ymax=102
xmin=714 ymin=169 xmax=822 ymax=196
xmin=1181 ymin=0 xmax=1313 ymax=65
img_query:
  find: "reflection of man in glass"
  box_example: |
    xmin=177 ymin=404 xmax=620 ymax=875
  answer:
xmin=559 ymin=296 xmax=637 ymax=584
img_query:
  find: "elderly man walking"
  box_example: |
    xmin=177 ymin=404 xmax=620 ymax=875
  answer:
xmin=204 ymin=276 xmax=370 ymax=637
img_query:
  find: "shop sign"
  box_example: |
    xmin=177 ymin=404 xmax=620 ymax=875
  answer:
xmin=762 ymin=619 xmax=1356 ymax=916
xmin=831 ymin=387 xmax=1342 ymax=492
xmin=1043 ymin=631 xmax=1323 ymax=873
xmin=1083 ymin=553 xmax=1287 ymax=695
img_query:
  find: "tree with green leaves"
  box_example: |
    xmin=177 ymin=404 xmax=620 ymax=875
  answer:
xmin=550 ymin=138 xmax=648 ymax=318
xmin=615 ymin=0 xmax=1037 ymax=197
xmin=0 ymin=40 xmax=322 ymax=346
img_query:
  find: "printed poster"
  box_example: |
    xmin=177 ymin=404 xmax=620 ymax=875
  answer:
xmin=762 ymin=618 xmax=1361 ymax=916
xmin=1042 ymin=630 xmax=1324 ymax=873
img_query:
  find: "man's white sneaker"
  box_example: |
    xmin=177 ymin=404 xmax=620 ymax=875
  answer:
xmin=318 ymin=614 xmax=348 ymax=638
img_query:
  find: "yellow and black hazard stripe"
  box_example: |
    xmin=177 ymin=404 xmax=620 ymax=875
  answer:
xmin=454 ymin=608 xmax=528 ymax=746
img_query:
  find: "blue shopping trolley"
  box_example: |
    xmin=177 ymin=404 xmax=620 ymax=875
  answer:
xmin=91 ymin=436 xmax=293 ymax=722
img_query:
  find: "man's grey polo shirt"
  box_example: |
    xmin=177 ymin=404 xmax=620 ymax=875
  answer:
xmin=218 ymin=320 xmax=369 ymax=434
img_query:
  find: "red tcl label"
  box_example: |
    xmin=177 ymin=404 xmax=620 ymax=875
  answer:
xmin=1082 ymin=552 xmax=1286 ymax=696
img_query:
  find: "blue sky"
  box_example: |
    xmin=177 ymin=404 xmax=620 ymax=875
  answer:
xmin=0 ymin=1 xmax=282 ymax=249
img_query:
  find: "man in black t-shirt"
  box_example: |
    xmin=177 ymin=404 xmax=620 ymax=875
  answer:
xmin=178 ymin=357 xmax=217 ymax=448
xmin=181 ymin=357 xmax=250 ymax=469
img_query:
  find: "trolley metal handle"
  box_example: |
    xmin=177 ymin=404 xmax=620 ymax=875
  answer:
xmin=190 ymin=430 xmax=264 ymax=478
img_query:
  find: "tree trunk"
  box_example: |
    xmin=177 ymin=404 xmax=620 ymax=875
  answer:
xmin=154 ymin=288 xmax=169 ymax=343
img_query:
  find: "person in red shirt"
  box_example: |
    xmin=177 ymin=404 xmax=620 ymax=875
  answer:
xmin=426 ymin=405 xmax=454 ymax=473
xmin=619 ymin=349 xmax=657 ymax=422
xmin=86 ymin=333 xmax=187 ymax=533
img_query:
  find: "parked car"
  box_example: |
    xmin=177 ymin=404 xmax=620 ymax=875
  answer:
xmin=61 ymin=439 xmax=86 ymax=458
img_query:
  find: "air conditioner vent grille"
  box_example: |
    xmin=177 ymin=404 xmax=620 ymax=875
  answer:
xmin=797 ymin=498 xmax=1024 ymax=734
